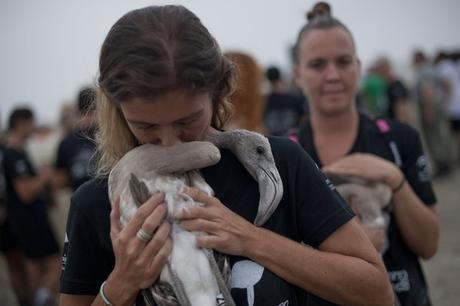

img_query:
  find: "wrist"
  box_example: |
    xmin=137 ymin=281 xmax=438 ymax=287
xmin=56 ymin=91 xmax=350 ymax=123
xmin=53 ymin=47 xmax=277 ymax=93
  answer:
xmin=385 ymin=165 xmax=404 ymax=190
xmin=103 ymin=274 xmax=138 ymax=305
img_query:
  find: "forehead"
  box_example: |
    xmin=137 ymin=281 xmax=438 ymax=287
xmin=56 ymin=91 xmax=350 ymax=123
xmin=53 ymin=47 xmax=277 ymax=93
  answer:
xmin=120 ymin=90 xmax=211 ymax=123
xmin=298 ymin=27 xmax=356 ymax=59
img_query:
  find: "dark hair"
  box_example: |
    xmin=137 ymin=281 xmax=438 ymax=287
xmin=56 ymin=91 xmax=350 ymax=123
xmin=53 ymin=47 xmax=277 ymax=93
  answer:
xmin=266 ymin=66 xmax=281 ymax=82
xmin=98 ymin=5 xmax=234 ymax=129
xmin=77 ymin=86 xmax=97 ymax=115
xmin=293 ymin=15 xmax=355 ymax=64
xmin=306 ymin=2 xmax=332 ymax=21
xmin=8 ymin=107 xmax=34 ymax=131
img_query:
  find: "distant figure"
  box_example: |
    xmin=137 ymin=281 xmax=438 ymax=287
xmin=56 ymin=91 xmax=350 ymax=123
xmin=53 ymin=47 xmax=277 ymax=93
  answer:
xmin=55 ymin=87 xmax=97 ymax=191
xmin=435 ymin=51 xmax=460 ymax=162
xmin=224 ymin=51 xmax=265 ymax=132
xmin=413 ymin=50 xmax=452 ymax=176
xmin=374 ymin=57 xmax=411 ymax=123
xmin=361 ymin=66 xmax=388 ymax=118
xmin=3 ymin=107 xmax=60 ymax=306
xmin=0 ymin=119 xmax=19 ymax=306
xmin=263 ymin=66 xmax=307 ymax=136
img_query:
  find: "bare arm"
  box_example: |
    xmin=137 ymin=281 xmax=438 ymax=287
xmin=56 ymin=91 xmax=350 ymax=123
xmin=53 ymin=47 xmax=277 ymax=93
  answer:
xmin=323 ymin=153 xmax=439 ymax=259
xmin=59 ymin=193 xmax=172 ymax=306
xmin=180 ymin=188 xmax=394 ymax=306
xmin=14 ymin=166 xmax=53 ymax=204
xmin=389 ymin=174 xmax=439 ymax=259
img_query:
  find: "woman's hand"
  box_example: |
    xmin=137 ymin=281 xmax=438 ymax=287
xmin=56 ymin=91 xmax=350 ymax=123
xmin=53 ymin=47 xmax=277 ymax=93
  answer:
xmin=322 ymin=153 xmax=403 ymax=189
xmin=104 ymin=192 xmax=172 ymax=304
xmin=179 ymin=187 xmax=257 ymax=257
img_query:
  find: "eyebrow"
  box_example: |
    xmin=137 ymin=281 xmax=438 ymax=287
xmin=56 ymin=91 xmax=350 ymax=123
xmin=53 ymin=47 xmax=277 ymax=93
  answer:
xmin=126 ymin=109 xmax=204 ymax=126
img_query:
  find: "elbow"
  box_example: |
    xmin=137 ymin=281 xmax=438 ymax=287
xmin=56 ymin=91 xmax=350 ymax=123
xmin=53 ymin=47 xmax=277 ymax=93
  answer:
xmin=419 ymin=242 xmax=438 ymax=260
xmin=419 ymin=227 xmax=440 ymax=260
xmin=373 ymin=277 xmax=395 ymax=306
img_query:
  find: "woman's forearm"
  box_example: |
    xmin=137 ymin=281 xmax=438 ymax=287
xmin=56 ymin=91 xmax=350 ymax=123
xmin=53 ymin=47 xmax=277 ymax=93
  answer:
xmin=242 ymin=222 xmax=394 ymax=306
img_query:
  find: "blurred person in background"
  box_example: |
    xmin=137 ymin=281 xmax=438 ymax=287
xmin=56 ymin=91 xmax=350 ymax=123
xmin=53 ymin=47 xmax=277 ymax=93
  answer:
xmin=0 ymin=114 xmax=20 ymax=306
xmin=293 ymin=4 xmax=438 ymax=305
xmin=3 ymin=107 xmax=60 ymax=306
xmin=360 ymin=65 xmax=388 ymax=118
xmin=58 ymin=102 xmax=77 ymax=135
xmin=373 ymin=57 xmax=412 ymax=124
xmin=55 ymin=87 xmax=97 ymax=192
xmin=435 ymin=51 xmax=460 ymax=163
xmin=412 ymin=50 xmax=452 ymax=176
xmin=223 ymin=51 xmax=265 ymax=132
xmin=263 ymin=66 xmax=308 ymax=136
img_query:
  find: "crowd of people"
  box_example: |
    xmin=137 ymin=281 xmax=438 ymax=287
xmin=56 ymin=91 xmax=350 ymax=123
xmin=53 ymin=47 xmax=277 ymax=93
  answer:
xmin=1 ymin=1 xmax=459 ymax=306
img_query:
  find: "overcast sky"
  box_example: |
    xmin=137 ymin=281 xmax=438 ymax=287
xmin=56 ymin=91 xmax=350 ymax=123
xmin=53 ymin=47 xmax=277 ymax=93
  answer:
xmin=1 ymin=0 xmax=459 ymax=126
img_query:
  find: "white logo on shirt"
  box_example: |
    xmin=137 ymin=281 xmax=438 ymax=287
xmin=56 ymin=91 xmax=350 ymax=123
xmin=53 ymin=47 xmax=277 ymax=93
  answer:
xmin=388 ymin=270 xmax=410 ymax=292
xmin=231 ymin=260 xmax=264 ymax=306
xmin=416 ymin=155 xmax=430 ymax=182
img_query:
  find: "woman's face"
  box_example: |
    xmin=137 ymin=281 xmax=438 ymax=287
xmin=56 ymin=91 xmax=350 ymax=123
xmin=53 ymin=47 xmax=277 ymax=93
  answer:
xmin=119 ymin=90 xmax=214 ymax=146
xmin=294 ymin=27 xmax=360 ymax=116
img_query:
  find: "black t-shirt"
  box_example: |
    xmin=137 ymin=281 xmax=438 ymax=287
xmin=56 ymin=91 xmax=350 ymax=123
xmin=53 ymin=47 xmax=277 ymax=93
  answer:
xmin=298 ymin=113 xmax=436 ymax=306
xmin=2 ymin=146 xmax=59 ymax=258
xmin=3 ymin=147 xmax=47 ymax=218
xmin=264 ymin=93 xmax=308 ymax=136
xmin=55 ymin=127 xmax=97 ymax=191
xmin=386 ymin=80 xmax=409 ymax=119
xmin=60 ymin=137 xmax=354 ymax=305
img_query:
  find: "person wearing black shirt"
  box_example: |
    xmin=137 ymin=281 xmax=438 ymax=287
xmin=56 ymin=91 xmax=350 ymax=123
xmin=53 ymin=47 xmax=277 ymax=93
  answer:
xmin=59 ymin=5 xmax=393 ymax=306
xmin=4 ymin=108 xmax=60 ymax=306
xmin=55 ymin=87 xmax=97 ymax=191
xmin=373 ymin=57 xmax=412 ymax=123
xmin=293 ymin=11 xmax=438 ymax=306
xmin=263 ymin=66 xmax=308 ymax=136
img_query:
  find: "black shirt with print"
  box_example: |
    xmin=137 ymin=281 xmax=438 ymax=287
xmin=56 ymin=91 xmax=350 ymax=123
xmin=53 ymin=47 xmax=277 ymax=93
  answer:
xmin=298 ymin=113 xmax=436 ymax=306
xmin=60 ymin=137 xmax=354 ymax=305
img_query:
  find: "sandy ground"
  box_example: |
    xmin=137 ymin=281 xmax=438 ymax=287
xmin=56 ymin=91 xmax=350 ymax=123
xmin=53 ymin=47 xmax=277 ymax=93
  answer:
xmin=423 ymin=166 xmax=460 ymax=305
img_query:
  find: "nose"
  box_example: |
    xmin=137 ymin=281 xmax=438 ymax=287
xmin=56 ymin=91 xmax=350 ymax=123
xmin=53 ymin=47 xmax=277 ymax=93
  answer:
xmin=157 ymin=126 xmax=180 ymax=147
xmin=324 ymin=64 xmax=340 ymax=82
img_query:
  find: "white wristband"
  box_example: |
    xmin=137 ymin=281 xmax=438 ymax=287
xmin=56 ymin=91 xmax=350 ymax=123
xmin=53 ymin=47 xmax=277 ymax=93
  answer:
xmin=99 ymin=281 xmax=113 ymax=306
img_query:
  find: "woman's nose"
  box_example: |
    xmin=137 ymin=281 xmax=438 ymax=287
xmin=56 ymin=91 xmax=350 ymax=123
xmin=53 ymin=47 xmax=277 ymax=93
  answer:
xmin=324 ymin=64 xmax=340 ymax=81
xmin=158 ymin=126 xmax=180 ymax=147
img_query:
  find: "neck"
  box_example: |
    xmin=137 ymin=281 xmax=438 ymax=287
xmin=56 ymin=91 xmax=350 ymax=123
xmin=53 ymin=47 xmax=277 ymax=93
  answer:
xmin=310 ymin=107 xmax=359 ymax=136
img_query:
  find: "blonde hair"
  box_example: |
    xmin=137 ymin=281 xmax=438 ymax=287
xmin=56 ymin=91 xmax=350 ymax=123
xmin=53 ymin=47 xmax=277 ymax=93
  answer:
xmin=94 ymin=5 xmax=236 ymax=176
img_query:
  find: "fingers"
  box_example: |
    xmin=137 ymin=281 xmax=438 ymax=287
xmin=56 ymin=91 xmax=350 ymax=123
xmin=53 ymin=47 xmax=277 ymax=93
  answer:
xmin=124 ymin=192 xmax=165 ymax=237
xmin=140 ymin=222 xmax=171 ymax=262
xmin=147 ymin=237 xmax=172 ymax=282
xmin=183 ymin=187 xmax=218 ymax=207
xmin=135 ymin=204 xmax=167 ymax=245
xmin=180 ymin=218 xmax=220 ymax=233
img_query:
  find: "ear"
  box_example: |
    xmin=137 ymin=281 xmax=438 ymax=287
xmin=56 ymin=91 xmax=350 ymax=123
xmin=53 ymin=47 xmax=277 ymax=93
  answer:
xmin=293 ymin=65 xmax=303 ymax=89
xmin=357 ymin=57 xmax=362 ymax=79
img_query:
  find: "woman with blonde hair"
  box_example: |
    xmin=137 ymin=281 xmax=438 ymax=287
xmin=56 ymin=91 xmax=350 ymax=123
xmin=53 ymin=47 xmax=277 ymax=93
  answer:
xmin=59 ymin=5 xmax=393 ymax=306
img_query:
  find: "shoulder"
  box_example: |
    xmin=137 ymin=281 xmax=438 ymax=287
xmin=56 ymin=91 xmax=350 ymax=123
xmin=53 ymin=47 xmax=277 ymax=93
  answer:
xmin=268 ymin=136 xmax=306 ymax=162
xmin=267 ymin=136 xmax=318 ymax=176
xmin=70 ymin=177 xmax=110 ymax=218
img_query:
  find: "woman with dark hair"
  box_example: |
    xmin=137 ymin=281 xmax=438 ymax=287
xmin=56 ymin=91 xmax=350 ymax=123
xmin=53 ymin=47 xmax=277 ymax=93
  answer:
xmin=293 ymin=10 xmax=439 ymax=306
xmin=59 ymin=5 xmax=393 ymax=306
